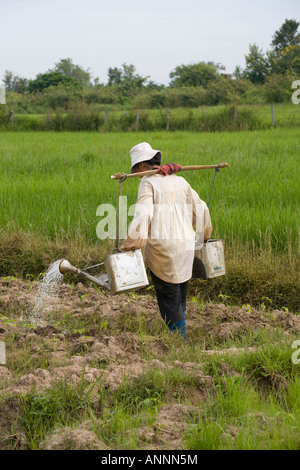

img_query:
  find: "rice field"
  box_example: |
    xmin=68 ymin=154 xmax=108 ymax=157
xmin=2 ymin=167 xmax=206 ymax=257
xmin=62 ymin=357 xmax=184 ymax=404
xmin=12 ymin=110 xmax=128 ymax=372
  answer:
xmin=0 ymin=128 xmax=299 ymax=249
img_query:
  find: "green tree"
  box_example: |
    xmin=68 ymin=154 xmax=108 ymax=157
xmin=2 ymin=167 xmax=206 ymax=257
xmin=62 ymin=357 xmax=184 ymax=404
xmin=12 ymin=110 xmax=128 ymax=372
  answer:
xmin=263 ymin=72 xmax=297 ymax=103
xmin=268 ymin=19 xmax=300 ymax=74
xmin=107 ymin=67 xmax=122 ymax=86
xmin=49 ymin=58 xmax=92 ymax=87
xmin=107 ymin=63 xmax=148 ymax=96
xmin=28 ymin=72 xmax=80 ymax=93
xmin=271 ymin=19 xmax=300 ymax=52
xmin=3 ymin=70 xmax=28 ymax=93
xmin=268 ymin=46 xmax=300 ymax=74
xmin=243 ymin=43 xmax=269 ymax=84
xmin=232 ymin=65 xmax=243 ymax=79
xmin=169 ymin=62 xmax=222 ymax=88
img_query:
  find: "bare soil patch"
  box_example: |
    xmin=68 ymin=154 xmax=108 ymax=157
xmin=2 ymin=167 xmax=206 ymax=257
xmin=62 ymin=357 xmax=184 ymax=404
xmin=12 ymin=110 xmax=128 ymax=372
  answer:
xmin=0 ymin=277 xmax=299 ymax=449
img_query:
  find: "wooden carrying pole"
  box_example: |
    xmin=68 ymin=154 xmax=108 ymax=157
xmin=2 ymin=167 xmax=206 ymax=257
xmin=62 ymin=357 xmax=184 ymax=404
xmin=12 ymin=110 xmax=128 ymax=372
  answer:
xmin=111 ymin=162 xmax=228 ymax=180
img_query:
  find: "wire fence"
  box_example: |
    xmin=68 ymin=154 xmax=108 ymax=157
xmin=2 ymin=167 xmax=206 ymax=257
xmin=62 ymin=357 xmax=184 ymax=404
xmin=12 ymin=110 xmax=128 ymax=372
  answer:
xmin=1 ymin=104 xmax=300 ymax=132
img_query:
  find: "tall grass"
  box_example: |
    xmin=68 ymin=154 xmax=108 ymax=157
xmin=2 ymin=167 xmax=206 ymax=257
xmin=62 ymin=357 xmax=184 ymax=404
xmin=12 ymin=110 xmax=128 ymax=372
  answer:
xmin=184 ymin=377 xmax=300 ymax=450
xmin=183 ymin=344 xmax=300 ymax=450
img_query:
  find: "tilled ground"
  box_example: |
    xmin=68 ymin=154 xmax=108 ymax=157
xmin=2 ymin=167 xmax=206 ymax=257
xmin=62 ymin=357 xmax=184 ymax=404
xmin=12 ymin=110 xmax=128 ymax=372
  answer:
xmin=0 ymin=276 xmax=300 ymax=450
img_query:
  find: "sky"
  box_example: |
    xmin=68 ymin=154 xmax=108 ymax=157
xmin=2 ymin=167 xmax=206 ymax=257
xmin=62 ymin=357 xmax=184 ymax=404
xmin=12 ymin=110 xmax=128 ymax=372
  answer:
xmin=1 ymin=0 xmax=299 ymax=86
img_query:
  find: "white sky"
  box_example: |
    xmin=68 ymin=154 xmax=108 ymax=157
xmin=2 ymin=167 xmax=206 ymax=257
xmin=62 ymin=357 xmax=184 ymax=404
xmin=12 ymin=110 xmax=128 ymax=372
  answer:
xmin=1 ymin=0 xmax=299 ymax=85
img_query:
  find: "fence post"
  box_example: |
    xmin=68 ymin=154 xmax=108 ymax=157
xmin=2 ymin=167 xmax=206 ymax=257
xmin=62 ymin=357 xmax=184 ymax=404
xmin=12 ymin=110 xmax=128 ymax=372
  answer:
xmin=271 ymin=104 xmax=275 ymax=126
xmin=136 ymin=109 xmax=140 ymax=130
xmin=166 ymin=108 xmax=170 ymax=131
xmin=105 ymin=110 xmax=108 ymax=124
xmin=6 ymin=110 xmax=14 ymax=126
xmin=46 ymin=111 xmax=50 ymax=130
xmin=234 ymin=106 xmax=238 ymax=120
xmin=73 ymin=108 xmax=77 ymax=129
xmin=201 ymin=107 xmax=205 ymax=117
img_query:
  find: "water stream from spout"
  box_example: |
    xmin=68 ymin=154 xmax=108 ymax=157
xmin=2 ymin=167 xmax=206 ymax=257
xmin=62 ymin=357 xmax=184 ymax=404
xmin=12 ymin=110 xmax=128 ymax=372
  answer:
xmin=30 ymin=259 xmax=64 ymax=325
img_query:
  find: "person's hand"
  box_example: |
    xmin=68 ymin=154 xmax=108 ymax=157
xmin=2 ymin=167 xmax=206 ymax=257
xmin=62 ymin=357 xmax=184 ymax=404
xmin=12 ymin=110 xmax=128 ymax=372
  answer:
xmin=154 ymin=163 xmax=182 ymax=175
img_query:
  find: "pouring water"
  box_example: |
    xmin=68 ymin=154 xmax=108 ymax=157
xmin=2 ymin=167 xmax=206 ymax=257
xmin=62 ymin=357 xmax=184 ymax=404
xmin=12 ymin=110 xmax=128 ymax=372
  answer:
xmin=30 ymin=259 xmax=64 ymax=325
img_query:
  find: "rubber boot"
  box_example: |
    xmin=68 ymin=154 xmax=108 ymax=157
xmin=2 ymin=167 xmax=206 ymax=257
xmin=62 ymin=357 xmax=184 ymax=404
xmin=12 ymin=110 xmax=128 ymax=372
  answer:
xmin=168 ymin=311 xmax=186 ymax=340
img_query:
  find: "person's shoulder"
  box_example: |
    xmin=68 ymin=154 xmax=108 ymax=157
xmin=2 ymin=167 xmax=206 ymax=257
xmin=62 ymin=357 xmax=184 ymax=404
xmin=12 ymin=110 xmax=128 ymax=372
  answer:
xmin=143 ymin=174 xmax=192 ymax=191
xmin=143 ymin=174 xmax=162 ymax=180
xmin=141 ymin=175 xmax=159 ymax=185
xmin=170 ymin=174 xmax=192 ymax=187
xmin=138 ymin=176 xmax=154 ymax=195
xmin=142 ymin=174 xmax=164 ymax=187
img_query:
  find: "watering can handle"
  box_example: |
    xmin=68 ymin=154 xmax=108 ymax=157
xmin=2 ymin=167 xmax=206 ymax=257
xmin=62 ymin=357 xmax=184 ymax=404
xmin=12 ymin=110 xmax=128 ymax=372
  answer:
xmin=114 ymin=177 xmax=125 ymax=252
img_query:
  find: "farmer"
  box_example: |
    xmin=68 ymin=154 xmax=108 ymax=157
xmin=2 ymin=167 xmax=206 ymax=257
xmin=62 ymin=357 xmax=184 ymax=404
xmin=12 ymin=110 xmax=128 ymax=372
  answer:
xmin=121 ymin=142 xmax=212 ymax=339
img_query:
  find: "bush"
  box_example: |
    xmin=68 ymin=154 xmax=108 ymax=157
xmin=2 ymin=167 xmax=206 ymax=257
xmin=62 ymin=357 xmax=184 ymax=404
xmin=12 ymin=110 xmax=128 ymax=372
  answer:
xmin=0 ymin=104 xmax=9 ymax=127
xmin=49 ymin=109 xmax=102 ymax=131
xmin=263 ymin=73 xmax=296 ymax=103
xmin=198 ymin=106 xmax=262 ymax=132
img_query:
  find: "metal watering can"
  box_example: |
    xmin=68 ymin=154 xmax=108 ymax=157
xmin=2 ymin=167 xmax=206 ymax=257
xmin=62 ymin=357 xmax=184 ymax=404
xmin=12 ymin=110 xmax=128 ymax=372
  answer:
xmin=192 ymin=239 xmax=225 ymax=279
xmin=59 ymin=249 xmax=149 ymax=295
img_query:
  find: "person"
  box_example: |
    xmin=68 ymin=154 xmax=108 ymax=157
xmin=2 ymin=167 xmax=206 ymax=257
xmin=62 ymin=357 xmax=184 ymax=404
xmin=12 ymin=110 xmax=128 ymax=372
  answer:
xmin=121 ymin=142 xmax=212 ymax=339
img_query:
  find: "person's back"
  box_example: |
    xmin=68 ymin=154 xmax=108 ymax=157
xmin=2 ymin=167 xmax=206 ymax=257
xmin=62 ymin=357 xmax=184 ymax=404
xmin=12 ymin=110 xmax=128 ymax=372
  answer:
xmin=121 ymin=141 xmax=212 ymax=339
xmin=136 ymin=173 xmax=211 ymax=284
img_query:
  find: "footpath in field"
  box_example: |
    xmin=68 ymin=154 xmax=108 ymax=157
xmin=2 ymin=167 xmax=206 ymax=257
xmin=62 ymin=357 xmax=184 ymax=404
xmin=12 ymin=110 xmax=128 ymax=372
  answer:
xmin=0 ymin=277 xmax=300 ymax=450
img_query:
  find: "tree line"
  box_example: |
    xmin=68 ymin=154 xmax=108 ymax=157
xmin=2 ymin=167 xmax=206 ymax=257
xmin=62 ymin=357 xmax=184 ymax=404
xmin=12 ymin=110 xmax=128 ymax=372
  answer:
xmin=2 ymin=19 xmax=299 ymax=112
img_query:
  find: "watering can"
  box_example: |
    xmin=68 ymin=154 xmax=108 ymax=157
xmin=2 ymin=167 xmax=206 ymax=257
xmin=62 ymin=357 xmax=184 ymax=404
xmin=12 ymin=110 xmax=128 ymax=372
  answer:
xmin=59 ymin=249 xmax=149 ymax=295
xmin=192 ymin=239 xmax=225 ymax=279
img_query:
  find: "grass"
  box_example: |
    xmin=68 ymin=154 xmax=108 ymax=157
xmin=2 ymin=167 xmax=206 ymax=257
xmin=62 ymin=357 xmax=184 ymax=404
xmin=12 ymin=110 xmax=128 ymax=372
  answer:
xmin=18 ymin=376 xmax=99 ymax=449
xmin=186 ymin=345 xmax=300 ymax=451
xmin=13 ymin=343 xmax=300 ymax=450
xmin=184 ymin=377 xmax=300 ymax=450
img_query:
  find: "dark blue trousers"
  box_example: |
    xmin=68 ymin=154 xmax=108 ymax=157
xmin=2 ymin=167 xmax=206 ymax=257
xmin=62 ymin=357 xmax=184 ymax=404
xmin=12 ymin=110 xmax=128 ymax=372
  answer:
xmin=150 ymin=270 xmax=187 ymax=339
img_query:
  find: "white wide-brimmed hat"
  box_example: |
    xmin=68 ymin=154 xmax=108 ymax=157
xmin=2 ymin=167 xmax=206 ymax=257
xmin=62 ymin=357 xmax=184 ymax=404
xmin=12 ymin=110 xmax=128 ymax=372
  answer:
xmin=130 ymin=142 xmax=161 ymax=173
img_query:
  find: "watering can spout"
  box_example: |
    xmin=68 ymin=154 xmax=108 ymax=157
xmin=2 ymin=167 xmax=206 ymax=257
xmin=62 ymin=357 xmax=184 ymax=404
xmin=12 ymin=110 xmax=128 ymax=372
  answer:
xmin=59 ymin=259 xmax=79 ymax=275
xmin=58 ymin=258 xmax=110 ymax=290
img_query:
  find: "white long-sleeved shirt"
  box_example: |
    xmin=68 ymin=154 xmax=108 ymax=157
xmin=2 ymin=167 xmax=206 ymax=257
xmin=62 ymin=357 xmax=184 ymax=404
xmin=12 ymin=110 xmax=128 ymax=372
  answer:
xmin=121 ymin=174 xmax=212 ymax=284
